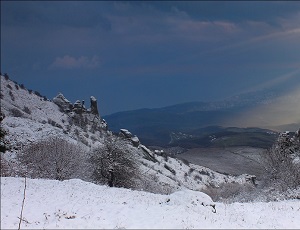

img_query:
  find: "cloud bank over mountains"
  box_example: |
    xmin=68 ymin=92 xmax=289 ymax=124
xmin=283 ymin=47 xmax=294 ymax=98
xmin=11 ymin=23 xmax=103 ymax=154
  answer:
xmin=2 ymin=1 xmax=300 ymax=115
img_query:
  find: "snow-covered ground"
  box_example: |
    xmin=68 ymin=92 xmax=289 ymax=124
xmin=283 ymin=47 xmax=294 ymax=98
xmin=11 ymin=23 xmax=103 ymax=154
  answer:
xmin=1 ymin=177 xmax=300 ymax=229
xmin=2 ymin=75 xmax=300 ymax=229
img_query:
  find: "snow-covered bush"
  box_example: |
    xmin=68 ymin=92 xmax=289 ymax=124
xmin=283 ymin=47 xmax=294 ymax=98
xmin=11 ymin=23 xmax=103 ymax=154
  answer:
xmin=164 ymin=163 xmax=176 ymax=175
xmin=90 ymin=135 xmax=139 ymax=188
xmin=1 ymin=155 xmax=10 ymax=176
xmin=261 ymin=129 xmax=300 ymax=191
xmin=201 ymin=182 xmax=256 ymax=203
xmin=9 ymin=91 xmax=15 ymax=101
xmin=4 ymin=73 xmax=9 ymax=80
xmin=18 ymin=137 xmax=85 ymax=181
xmin=10 ymin=108 xmax=23 ymax=117
xmin=23 ymin=106 xmax=31 ymax=115
xmin=180 ymin=158 xmax=190 ymax=166
xmin=0 ymin=114 xmax=8 ymax=153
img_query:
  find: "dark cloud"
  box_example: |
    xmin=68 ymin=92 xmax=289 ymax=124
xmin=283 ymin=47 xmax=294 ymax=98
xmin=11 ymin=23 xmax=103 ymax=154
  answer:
xmin=135 ymin=1 xmax=300 ymax=24
xmin=1 ymin=1 xmax=300 ymax=115
xmin=2 ymin=1 xmax=112 ymax=30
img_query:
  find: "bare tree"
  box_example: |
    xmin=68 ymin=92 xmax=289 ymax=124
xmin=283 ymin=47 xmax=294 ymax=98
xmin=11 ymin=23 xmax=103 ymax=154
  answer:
xmin=261 ymin=130 xmax=300 ymax=190
xmin=90 ymin=135 xmax=139 ymax=188
xmin=18 ymin=137 xmax=84 ymax=181
xmin=0 ymin=112 xmax=8 ymax=153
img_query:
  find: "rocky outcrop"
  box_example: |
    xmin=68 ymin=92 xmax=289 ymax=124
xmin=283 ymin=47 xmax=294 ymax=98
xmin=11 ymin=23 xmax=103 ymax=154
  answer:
xmin=53 ymin=93 xmax=101 ymax=118
xmin=53 ymin=93 xmax=73 ymax=112
xmin=73 ymin=100 xmax=86 ymax=114
xmin=52 ymin=93 xmax=105 ymax=131
xmin=119 ymin=129 xmax=141 ymax=147
xmin=90 ymin=96 xmax=99 ymax=115
xmin=120 ymin=129 xmax=133 ymax=138
xmin=140 ymin=145 xmax=157 ymax=162
xmin=131 ymin=136 xmax=140 ymax=147
xmin=101 ymin=119 xmax=108 ymax=130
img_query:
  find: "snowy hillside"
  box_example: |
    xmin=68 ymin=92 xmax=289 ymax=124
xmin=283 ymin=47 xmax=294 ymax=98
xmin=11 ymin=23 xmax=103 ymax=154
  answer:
xmin=1 ymin=177 xmax=300 ymax=229
xmin=0 ymin=75 xmax=254 ymax=194
xmin=1 ymin=75 xmax=300 ymax=229
xmin=0 ymin=75 xmax=106 ymax=150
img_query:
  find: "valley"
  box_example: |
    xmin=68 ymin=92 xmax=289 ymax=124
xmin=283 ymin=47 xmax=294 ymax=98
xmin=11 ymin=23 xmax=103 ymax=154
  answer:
xmin=177 ymin=147 xmax=265 ymax=179
xmin=104 ymin=96 xmax=280 ymax=148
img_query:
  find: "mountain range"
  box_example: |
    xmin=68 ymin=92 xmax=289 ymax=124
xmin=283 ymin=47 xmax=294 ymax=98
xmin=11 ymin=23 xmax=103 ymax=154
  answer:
xmin=103 ymin=91 xmax=282 ymax=148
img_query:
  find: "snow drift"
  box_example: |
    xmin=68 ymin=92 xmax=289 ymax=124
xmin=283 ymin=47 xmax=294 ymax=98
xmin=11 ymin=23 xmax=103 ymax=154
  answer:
xmin=1 ymin=177 xmax=300 ymax=229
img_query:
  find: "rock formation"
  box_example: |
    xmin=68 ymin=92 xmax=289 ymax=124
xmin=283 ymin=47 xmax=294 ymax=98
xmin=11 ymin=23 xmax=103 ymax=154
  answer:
xmin=73 ymin=100 xmax=86 ymax=114
xmin=131 ymin=136 xmax=140 ymax=147
xmin=53 ymin=93 xmax=101 ymax=117
xmin=90 ymin=96 xmax=99 ymax=115
xmin=52 ymin=93 xmax=73 ymax=112
xmin=120 ymin=129 xmax=133 ymax=138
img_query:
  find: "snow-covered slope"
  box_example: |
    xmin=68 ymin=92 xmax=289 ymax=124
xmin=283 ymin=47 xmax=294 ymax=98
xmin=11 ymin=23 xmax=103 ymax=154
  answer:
xmin=0 ymin=75 xmax=105 ymax=149
xmin=1 ymin=75 xmax=254 ymax=194
xmin=1 ymin=177 xmax=300 ymax=229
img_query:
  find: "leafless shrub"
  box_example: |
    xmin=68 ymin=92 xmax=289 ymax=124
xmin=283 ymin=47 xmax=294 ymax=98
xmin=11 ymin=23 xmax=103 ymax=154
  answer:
xmin=180 ymin=158 xmax=190 ymax=166
xmin=164 ymin=163 xmax=176 ymax=175
xmin=23 ymin=106 xmax=31 ymax=115
xmin=0 ymin=116 xmax=9 ymax=153
xmin=90 ymin=135 xmax=139 ymax=188
xmin=163 ymin=152 xmax=168 ymax=162
xmin=9 ymin=90 xmax=15 ymax=101
xmin=194 ymin=174 xmax=202 ymax=181
xmin=4 ymin=74 xmax=9 ymax=80
xmin=48 ymin=118 xmax=63 ymax=129
xmin=74 ymin=128 xmax=79 ymax=136
xmin=18 ymin=137 xmax=84 ymax=181
xmin=90 ymin=135 xmax=97 ymax=143
xmin=34 ymin=90 xmax=42 ymax=97
xmin=10 ymin=108 xmax=23 ymax=117
xmin=199 ymin=169 xmax=210 ymax=176
xmin=79 ymin=136 xmax=89 ymax=146
xmin=1 ymin=154 xmax=12 ymax=176
xmin=202 ymin=182 xmax=256 ymax=203
xmin=261 ymin=130 xmax=300 ymax=191
xmin=188 ymin=167 xmax=195 ymax=175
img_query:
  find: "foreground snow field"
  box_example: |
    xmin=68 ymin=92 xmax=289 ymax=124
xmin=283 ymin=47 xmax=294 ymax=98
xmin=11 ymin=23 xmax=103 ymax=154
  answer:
xmin=1 ymin=177 xmax=300 ymax=229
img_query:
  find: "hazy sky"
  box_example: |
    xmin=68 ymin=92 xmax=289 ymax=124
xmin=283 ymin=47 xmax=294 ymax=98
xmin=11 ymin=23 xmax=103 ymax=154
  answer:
xmin=2 ymin=1 xmax=300 ymax=115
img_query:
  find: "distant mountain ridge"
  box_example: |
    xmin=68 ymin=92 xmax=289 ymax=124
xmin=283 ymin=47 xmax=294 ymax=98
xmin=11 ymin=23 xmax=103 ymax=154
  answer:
xmin=104 ymin=90 xmax=279 ymax=148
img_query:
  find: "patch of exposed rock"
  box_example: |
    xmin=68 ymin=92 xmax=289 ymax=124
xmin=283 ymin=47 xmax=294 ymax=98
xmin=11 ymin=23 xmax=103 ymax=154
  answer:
xmin=119 ymin=129 xmax=140 ymax=147
xmin=52 ymin=93 xmax=73 ymax=112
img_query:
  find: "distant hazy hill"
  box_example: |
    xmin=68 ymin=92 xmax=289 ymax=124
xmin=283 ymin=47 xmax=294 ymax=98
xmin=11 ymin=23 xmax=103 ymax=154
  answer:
xmin=104 ymin=91 xmax=279 ymax=148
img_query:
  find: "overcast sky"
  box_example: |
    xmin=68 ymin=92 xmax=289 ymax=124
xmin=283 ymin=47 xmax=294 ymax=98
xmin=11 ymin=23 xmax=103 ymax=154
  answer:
xmin=1 ymin=1 xmax=300 ymax=115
